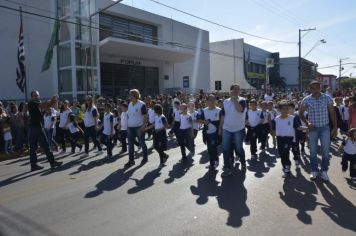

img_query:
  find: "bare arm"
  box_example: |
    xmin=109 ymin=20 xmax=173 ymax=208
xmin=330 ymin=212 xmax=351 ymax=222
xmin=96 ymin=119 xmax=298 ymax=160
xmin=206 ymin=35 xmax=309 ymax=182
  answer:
xmin=299 ymin=104 xmax=310 ymax=127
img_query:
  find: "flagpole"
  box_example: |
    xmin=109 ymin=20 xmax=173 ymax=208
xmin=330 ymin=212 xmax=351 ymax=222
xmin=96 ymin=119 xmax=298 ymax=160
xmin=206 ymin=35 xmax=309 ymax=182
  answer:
xmin=19 ymin=7 xmax=28 ymax=101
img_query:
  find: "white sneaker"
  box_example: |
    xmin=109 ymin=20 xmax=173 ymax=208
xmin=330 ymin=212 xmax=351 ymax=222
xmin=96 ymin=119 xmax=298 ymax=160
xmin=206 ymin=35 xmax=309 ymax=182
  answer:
xmin=310 ymin=171 xmax=318 ymax=180
xmin=59 ymin=150 xmax=66 ymax=154
xmin=320 ymin=171 xmax=329 ymax=182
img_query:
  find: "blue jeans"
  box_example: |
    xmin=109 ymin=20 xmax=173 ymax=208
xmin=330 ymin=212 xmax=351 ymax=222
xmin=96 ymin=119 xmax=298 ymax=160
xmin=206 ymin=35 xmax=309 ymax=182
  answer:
xmin=14 ymin=126 xmax=24 ymax=150
xmin=222 ymin=129 xmax=246 ymax=169
xmin=128 ymin=127 xmax=147 ymax=161
xmin=309 ymin=126 xmax=330 ymax=172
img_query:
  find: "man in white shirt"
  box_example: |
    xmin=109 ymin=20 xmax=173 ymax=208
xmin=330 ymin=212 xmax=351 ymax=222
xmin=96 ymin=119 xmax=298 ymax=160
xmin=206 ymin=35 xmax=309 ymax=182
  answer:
xmin=219 ymin=84 xmax=247 ymax=177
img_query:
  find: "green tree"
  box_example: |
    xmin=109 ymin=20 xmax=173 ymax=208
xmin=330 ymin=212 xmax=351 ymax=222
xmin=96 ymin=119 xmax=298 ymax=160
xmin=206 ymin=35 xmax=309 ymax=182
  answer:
xmin=340 ymin=77 xmax=356 ymax=89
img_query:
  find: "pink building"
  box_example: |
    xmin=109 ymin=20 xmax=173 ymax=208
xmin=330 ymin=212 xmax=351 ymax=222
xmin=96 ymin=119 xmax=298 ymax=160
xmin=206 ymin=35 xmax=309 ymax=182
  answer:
xmin=317 ymin=73 xmax=337 ymax=90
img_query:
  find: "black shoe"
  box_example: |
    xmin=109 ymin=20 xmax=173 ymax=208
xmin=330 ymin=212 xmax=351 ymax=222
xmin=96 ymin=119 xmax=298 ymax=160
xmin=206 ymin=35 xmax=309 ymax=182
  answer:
xmin=124 ymin=160 xmax=135 ymax=168
xmin=180 ymin=156 xmax=187 ymax=162
xmin=31 ymin=164 xmax=44 ymax=172
xmin=50 ymin=161 xmax=63 ymax=170
xmin=119 ymin=150 xmax=127 ymax=155
xmin=241 ymin=163 xmax=247 ymax=171
xmin=162 ymin=154 xmax=169 ymax=164
xmin=141 ymin=158 xmax=148 ymax=165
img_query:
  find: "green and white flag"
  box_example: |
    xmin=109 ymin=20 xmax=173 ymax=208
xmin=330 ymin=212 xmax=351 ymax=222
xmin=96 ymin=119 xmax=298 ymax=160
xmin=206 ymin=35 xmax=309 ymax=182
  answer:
xmin=41 ymin=20 xmax=60 ymax=72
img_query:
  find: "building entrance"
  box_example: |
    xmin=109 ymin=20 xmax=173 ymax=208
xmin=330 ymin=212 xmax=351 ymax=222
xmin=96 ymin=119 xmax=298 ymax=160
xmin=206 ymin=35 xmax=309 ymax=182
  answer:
xmin=101 ymin=63 xmax=159 ymax=97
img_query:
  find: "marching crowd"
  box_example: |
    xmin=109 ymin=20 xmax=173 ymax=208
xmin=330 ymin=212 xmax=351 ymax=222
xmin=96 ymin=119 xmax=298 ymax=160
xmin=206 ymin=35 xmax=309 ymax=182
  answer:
xmin=1 ymin=81 xmax=356 ymax=181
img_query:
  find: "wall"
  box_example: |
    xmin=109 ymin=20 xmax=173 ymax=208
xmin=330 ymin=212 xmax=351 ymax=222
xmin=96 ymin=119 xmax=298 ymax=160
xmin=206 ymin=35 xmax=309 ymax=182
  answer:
xmin=97 ymin=2 xmax=210 ymax=94
xmin=210 ymin=39 xmax=254 ymax=92
xmin=279 ymin=57 xmax=299 ymax=89
xmin=0 ymin=0 xmax=57 ymax=100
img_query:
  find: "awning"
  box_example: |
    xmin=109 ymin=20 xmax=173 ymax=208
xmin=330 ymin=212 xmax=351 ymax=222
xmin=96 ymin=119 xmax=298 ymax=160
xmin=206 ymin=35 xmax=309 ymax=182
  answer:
xmin=99 ymin=37 xmax=195 ymax=62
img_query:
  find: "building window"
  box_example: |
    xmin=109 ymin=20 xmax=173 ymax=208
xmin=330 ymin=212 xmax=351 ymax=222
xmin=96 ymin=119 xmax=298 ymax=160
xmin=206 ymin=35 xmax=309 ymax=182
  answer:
xmin=59 ymin=70 xmax=72 ymax=92
xmin=99 ymin=13 xmax=158 ymax=45
xmin=215 ymin=81 xmax=222 ymax=91
xmin=58 ymin=43 xmax=71 ymax=68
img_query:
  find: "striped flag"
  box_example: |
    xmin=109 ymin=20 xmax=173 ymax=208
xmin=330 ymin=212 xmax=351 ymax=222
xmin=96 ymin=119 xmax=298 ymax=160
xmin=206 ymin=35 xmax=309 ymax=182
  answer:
xmin=16 ymin=8 xmax=26 ymax=93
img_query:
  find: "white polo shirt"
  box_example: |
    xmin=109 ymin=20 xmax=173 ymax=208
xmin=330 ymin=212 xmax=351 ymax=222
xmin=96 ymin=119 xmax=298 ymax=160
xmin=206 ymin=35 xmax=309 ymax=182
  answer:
xmin=59 ymin=109 xmax=72 ymax=128
xmin=103 ymin=112 xmax=115 ymax=136
xmin=180 ymin=114 xmax=192 ymax=129
xmin=222 ymin=97 xmax=246 ymax=132
xmin=154 ymin=115 xmax=167 ymax=130
xmin=127 ymin=100 xmax=147 ymax=128
xmin=84 ymin=106 xmax=98 ymax=127
xmin=202 ymin=107 xmax=221 ymax=134
xmin=274 ymin=115 xmax=295 ymax=138
xmin=120 ymin=112 xmax=128 ymax=131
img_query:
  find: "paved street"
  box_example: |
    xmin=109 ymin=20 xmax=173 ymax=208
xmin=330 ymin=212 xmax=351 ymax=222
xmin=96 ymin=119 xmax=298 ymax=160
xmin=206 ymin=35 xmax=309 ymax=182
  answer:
xmin=0 ymin=135 xmax=355 ymax=236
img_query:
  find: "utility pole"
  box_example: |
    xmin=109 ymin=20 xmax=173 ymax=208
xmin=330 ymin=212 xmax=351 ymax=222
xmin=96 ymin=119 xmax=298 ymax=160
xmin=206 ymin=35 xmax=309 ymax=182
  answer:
xmin=339 ymin=58 xmax=349 ymax=89
xmin=298 ymin=28 xmax=316 ymax=92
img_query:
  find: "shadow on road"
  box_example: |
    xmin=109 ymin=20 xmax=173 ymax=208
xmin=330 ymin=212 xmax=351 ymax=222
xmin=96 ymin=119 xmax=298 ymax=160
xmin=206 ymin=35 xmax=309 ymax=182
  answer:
xmin=246 ymin=150 xmax=277 ymax=178
xmin=164 ymin=158 xmax=194 ymax=184
xmin=84 ymin=164 xmax=143 ymax=198
xmin=127 ymin=168 xmax=162 ymax=194
xmin=315 ymin=181 xmax=356 ymax=232
xmin=190 ymin=167 xmax=250 ymax=228
xmin=279 ymin=168 xmax=320 ymax=224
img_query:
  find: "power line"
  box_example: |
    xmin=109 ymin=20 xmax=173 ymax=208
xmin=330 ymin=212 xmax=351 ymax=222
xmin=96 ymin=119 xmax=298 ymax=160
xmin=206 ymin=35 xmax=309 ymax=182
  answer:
xmin=318 ymin=63 xmax=356 ymax=69
xmin=0 ymin=4 xmax=335 ymax=70
xmin=147 ymin=0 xmax=297 ymax=44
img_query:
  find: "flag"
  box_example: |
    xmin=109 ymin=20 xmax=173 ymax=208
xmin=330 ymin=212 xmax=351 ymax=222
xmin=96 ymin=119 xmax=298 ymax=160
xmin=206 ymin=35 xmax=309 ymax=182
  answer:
xmin=41 ymin=19 xmax=60 ymax=72
xmin=16 ymin=8 xmax=26 ymax=93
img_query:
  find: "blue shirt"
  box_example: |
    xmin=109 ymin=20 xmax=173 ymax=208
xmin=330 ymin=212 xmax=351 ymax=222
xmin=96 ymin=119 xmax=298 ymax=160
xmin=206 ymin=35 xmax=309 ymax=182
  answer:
xmin=302 ymin=93 xmax=333 ymax=128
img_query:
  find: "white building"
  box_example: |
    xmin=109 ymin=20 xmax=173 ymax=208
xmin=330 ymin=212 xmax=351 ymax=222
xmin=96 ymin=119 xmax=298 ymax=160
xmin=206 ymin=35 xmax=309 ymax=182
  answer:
xmin=210 ymin=38 xmax=280 ymax=92
xmin=0 ymin=0 xmax=210 ymax=101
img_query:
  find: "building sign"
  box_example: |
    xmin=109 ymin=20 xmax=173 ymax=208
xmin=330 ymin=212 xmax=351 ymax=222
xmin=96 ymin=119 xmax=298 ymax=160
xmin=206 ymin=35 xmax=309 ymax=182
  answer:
xmin=183 ymin=76 xmax=190 ymax=88
xmin=120 ymin=59 xmax=142 ymax=66
xmin=247 ymin=72 xmax=265 ymax=80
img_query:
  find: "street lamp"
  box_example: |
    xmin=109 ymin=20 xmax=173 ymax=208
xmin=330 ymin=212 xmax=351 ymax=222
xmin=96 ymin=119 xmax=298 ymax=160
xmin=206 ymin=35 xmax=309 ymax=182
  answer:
xmin=89 ymin=0 xmax=123 ymax=96
xmin=298 ymin=28 xmax=316 ymax=92
xmin=338 ymin=57 xmax=350 ymax=88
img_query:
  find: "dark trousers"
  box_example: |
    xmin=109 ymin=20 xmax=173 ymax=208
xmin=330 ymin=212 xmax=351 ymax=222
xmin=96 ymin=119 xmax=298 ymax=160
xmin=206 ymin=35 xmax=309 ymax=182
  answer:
xmin=84 ymin=126 xmax=102 ymax=154
xmin=153 ymin=129 xmax=167 ymax=163
xmin=29 ymin=126 xmax=55 ymax=167
xmin=120 ymin=130 xmax=128 ymax=152
xmin=71 ymin=132 xmax=83 ymax=153
xmin=249 ymin=126 xmax=260 ymax=155
xmin=277 ymin=136 xmax=293 ymax=169
xmin=58 ymin=127 xmax=71 ymax=151
xmin=100 ymin=134 xmax=113 ymax=156
xmin=259 ymin=123 xmax=270 ymax=149
xmin=206 ymin=132 xmax=218 ymax=166
xmin=291 ymin=141 xmax=301 ymax=161
xmin=342 ymin=153 xmax=356 ymax=178
xmin=177 ymin=128 xmax=194 ymax=158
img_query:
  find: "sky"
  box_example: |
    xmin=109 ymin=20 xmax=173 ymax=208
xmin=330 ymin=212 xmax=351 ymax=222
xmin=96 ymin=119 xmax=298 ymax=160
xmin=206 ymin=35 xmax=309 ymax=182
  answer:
xmin=121 ymin=0 xmax=356 ymax=76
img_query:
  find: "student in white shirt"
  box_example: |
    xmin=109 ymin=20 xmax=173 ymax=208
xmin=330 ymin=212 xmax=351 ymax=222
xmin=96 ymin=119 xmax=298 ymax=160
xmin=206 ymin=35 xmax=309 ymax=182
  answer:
xmin=68 ymin=114 xmax=83 ymax=154
xmin=169 ymin=101 xmax=181 ymax=138
xmin=273 ymin=100 xmax=303 ymax=178
xmin=199 ymin=94 xmax=221 ymax=170
xmin=178 ymin=103 xmax=195 ymax=161
xmin=189 ymin=102 xmax=200 ymax=140
xmin=146 ymin=101 xmax=156 ymax=141
xmin=98 ymin=103 xmax=115 ymax=158
xmin=246 ymin=99 xmax=263 ymax=159
xmin=267 ymin=101 xmax=278 ymax=148
xmin=340 ymin=128 xmax=356 ymax=180
xmin=259 ymin=101 xmax=272 ymax=151
xmin=146 ymin=104 xmax=169 ymax=167
xmin=58 ymin=100 xmax=72 ymax=153
xmin=125 ymin=89 xmax=148 ymax=167
xmin=118 ymin=103 xmax=129 ymax=154
xmin=341 ymin=98 xmax=350 ymax=134
xmin=83 ymin=95 xmax=102 ymax=156
xmin=218 ymin=84 xmax=247 ymax=177
xmin=43 ymin=108 xmax=59 ymax=151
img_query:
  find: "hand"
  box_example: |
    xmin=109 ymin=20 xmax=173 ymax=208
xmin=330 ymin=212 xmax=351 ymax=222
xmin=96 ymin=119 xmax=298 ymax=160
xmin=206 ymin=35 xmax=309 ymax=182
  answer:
xmin=331 ymin=128 xmax=337 ymax=139
xmin=307 ymin=122 xmax=314 ymax=129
